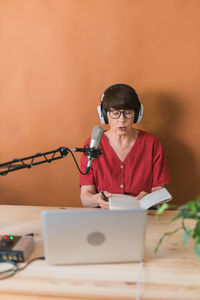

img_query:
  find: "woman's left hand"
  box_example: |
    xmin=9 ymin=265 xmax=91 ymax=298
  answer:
xmin=136 ymin=191 xmax=148 ymax=200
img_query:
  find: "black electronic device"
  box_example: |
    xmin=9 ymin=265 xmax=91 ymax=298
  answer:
xmin=0 ymin=235 xmax=34 ymax=262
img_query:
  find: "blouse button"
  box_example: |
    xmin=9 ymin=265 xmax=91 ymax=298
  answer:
xmin=120 ymin=184 xmax=124 ymax=188
xmin=120 ymin=165 xmax=124 ymax=169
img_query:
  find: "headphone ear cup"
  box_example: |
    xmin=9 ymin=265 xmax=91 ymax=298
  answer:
xmin=134 ymin=104 xmax=144 ymax=123
xmin=97 ymin=104 xmax=108 ymax=124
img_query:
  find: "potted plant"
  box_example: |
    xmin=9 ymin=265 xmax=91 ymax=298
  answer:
xmin=154 ymin=195 xmax=200 ymax=257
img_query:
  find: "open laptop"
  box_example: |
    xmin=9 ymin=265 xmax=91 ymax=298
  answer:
xmin=41 ymin=209 xmax=147 ymax=264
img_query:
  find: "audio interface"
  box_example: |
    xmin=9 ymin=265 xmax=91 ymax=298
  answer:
xmin=0 ymin=235 xmax=34 ymax=262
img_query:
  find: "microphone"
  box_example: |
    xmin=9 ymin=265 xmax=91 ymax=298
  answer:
xmin=86 ymin=126 xmax=104 ymax=174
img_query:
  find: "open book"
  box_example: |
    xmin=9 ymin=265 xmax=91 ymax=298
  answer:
xmin=109 ymin=188 xmax=172 ymax=210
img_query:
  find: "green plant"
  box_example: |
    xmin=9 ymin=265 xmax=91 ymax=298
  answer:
xmin=154 ymin=195 xmax=200 ymax=257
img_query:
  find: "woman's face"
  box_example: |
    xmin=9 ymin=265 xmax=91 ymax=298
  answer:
xmin=107 ymin=108 xmax=135 ymax=135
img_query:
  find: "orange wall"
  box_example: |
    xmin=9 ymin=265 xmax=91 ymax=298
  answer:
xmin=0 ymin=0 xmax=199 ymax=206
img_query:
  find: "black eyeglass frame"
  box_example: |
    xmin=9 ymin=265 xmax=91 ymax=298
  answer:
xmin=107 ymin=109 xmax=135 ymax=119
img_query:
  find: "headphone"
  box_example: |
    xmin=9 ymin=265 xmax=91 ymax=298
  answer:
xmin=97 ymin=84 xmax=144 ymax=125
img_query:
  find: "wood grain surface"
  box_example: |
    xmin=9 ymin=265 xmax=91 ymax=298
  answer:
xmin=0 ymin=205 xmax=199 ymax=299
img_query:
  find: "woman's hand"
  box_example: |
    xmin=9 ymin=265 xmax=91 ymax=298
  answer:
xmin=136 ymin=191 xmax=148 ymax=200
xmin=136 ymin=186 xmax=164 ymax=200
xmin=97 ymin=191 xmax=112 ymax=209
xmin=80 ymin=185 xmax=111 ymax=208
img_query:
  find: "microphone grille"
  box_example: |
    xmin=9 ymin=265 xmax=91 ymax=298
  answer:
xmin=91 ymin=126 xmax=104 ymax=148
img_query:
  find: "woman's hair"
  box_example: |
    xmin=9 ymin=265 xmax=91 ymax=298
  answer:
xmin=102 ymin=84 xmax=141 ymax=120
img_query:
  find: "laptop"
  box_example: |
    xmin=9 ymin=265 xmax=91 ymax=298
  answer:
xmin=41 ymin=209 xmax=147 ymax=264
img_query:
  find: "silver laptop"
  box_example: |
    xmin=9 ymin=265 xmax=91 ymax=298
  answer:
xmin=41 ymin=209 xmax=147 ymax=264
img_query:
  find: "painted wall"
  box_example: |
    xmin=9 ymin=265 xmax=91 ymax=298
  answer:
xmin=0 ymin=0 xmax=199 ymax=206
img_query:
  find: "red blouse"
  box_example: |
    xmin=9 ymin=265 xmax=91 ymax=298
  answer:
xmin=80 ymin=130 xmax=171 ymax=196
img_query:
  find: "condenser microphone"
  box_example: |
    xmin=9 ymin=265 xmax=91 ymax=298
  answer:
xmin=86 ymin=126 xmax=104 ymax=174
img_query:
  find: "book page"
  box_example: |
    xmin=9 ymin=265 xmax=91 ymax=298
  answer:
xmin=139 ymin=188 xmax=172 ymax=209
xmin=109 ymin=194 xmax=141 ymax=210
xmin=109 ymin=188 xmax=172 ymax=210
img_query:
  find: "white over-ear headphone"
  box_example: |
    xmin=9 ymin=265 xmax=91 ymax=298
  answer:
xmin=97 ymin=84 xmax=144 ymax=125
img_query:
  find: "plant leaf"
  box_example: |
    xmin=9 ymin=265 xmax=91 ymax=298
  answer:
xmin=194 ymin=245 xmax=200 ymax=257
xmin=182 ymin=229 xmax=192 ymax=246
xmin=187 ymin=201 xmax=199 ymax=214
xmin=178 ymin=204 xmax=190 ymax=211
xmin=155 ymin=203 xmax=170 ymax=217
xmin=194 ymin=236 xmax=200 ymax=258
xmin=192 ymin=221 xmax=200 ymax=239
xmin=170 ymin=211 xmax=195 ymax=222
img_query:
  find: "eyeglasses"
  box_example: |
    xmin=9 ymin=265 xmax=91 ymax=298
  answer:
xmin=108 ymin=109 xmax=134 ymax=119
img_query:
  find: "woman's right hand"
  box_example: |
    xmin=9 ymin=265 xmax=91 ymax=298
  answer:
xmin=97 ymin=191 xmax=111 ymax=209
xmin=80 ymin=185 xmax=112 ymax=208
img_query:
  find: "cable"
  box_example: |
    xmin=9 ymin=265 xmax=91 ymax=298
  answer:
xmin=17 ymin=256 xmax=45 ymax=272
xmin=0 ymin=260 xmax=18 ymax=279
xmin=67 ymin=149 xmax=88 ymax=175
xmin=0 ymin=256 xmax=45 ymax=280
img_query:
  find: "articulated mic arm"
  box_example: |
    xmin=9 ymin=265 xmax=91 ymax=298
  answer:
xmin=0 ymin=146 xmax=102 ymax=176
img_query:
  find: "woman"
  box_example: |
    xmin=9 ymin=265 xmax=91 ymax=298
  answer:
xmin=80 ymin=84 xmax=171 ymax=208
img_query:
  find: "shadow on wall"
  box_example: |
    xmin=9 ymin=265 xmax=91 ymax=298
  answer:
xmin=140 ymin=91 xmax=199 ymax=206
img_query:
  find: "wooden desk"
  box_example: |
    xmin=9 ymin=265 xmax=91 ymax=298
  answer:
xmin=0 ymin=205 xmax=199 ymax=300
